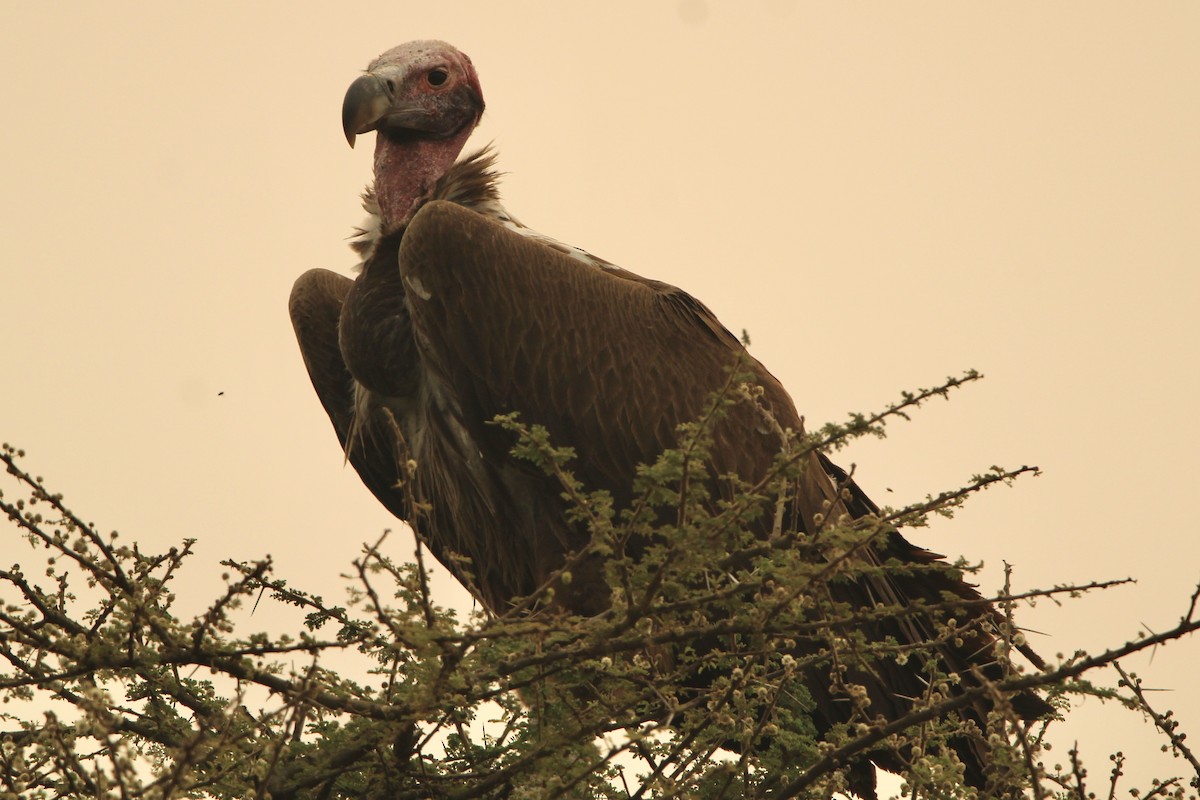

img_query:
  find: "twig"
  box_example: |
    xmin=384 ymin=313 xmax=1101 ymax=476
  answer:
xmin=1114 ymin=661 xmax=1200 ymax=786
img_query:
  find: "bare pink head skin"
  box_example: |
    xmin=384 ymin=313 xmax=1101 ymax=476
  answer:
xmin=342 ymin=41 xmax=485 ymax=231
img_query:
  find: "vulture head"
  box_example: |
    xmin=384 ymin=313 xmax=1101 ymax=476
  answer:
xmin=341 ymin=41 xmax=485 ymax=231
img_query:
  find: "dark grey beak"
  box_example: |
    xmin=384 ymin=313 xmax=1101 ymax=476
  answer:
xmin=342 ymin=73 xmax=392 ymax=148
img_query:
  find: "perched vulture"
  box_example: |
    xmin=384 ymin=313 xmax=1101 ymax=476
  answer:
xmin=290 ymin=41 xmax=1048 ymax=795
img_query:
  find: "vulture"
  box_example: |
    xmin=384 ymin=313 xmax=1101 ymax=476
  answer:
xmin=290 ymin=41 xmax=1048 ymax=796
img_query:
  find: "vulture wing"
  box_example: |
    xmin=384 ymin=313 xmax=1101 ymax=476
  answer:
xmin=397 ymin=195 xmax=1049 ymax=707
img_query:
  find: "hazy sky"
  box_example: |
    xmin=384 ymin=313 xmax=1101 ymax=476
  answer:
xmin=3 ymin=3 xmax=1199 ymax=791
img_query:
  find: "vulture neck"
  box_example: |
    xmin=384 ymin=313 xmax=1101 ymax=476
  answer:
xmin=373 ymin=131 xmax=474 ymax=233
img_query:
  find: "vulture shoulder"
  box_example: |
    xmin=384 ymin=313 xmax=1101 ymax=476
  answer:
xmin=289 ymin=268 xmax=356 ymax=448
xmin=289 ymin=267 xmax=412 ymax=524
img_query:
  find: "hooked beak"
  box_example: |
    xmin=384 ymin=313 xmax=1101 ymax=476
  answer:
xmin=342 ymin=73 xmax=392 ymax=148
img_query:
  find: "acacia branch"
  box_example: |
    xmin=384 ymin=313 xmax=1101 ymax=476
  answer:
xmin=1113 ymin=661 xmax=1200 ymax=786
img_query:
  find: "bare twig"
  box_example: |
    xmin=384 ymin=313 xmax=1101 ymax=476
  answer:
xmin=1114 ymin=661 xmax=1200 ymax=787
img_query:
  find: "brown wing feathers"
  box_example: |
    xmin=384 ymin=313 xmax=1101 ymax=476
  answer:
xmin=400 ymin=201 xmax=782 ymax=497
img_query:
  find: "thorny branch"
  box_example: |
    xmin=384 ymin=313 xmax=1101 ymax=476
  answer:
xmin=1114 ymin=661 xmax=1200 ymax=790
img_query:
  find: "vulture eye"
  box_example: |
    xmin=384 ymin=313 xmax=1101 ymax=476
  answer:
xmin=427 ymin=67 xmax=449 ymax=87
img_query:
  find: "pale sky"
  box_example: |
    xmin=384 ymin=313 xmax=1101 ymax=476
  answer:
xmin=3 ymin=3 xmax=1199 ymax=791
